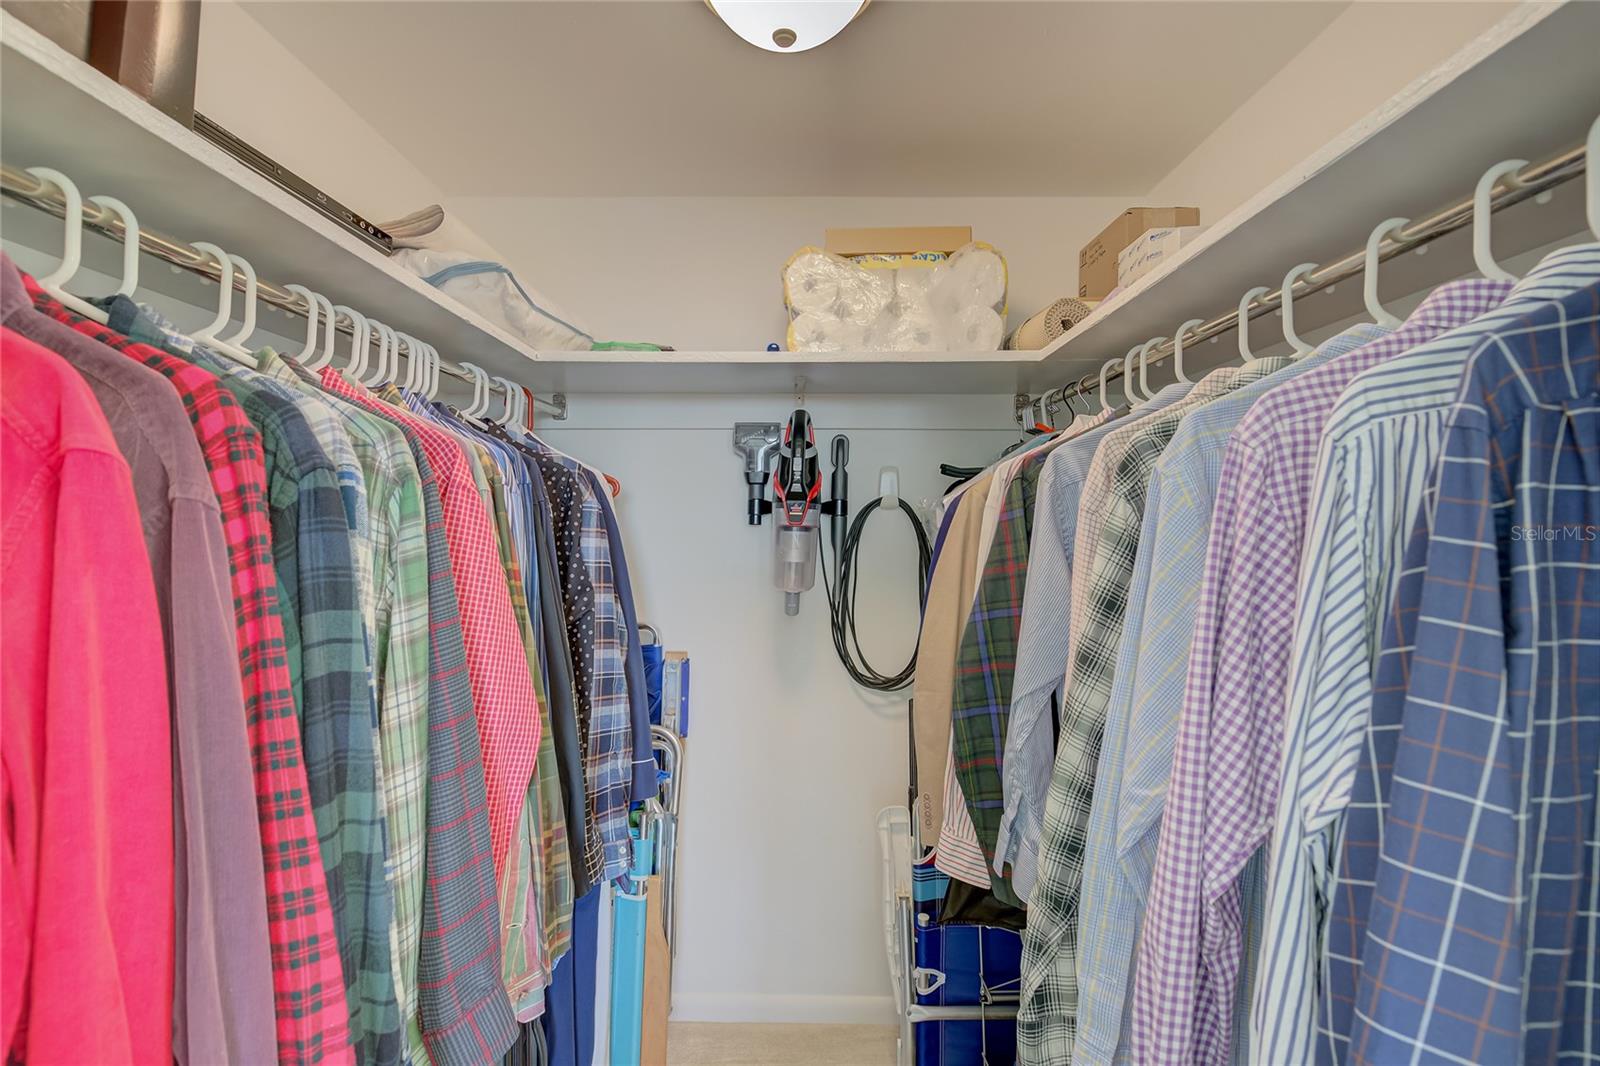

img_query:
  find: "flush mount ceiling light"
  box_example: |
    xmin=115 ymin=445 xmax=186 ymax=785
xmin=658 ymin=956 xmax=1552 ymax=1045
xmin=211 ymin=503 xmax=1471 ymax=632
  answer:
xmin=705 ymin=1 xmax=870 ymax=53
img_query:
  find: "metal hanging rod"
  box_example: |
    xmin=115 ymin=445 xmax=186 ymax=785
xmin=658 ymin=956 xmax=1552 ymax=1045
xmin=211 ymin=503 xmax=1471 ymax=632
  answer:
xmin=1036 ymin=140 xmax=1588 ymax=414
xmin=0 ymin=162 xmax=568 ymax=421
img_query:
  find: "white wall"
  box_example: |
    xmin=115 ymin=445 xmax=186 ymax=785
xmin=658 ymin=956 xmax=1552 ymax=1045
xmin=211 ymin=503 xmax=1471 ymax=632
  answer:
xmin=539 ymin=394 xmax=1018 ymax=1024
xmin=1145 ymin=1 xmax=1517 ymax=223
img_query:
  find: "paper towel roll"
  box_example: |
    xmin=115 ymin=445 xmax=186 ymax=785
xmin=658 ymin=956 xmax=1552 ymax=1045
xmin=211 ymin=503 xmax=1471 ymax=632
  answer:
xmin=947 ymin=306 xmax=1005 ymax=351
xmin=949 ymin=246 xmax=1007 ymax=308
xmin=894 ymin=267 xmax=937 ymax=311
xmin=1004 ymin=297 xmax=1093 ymax=350
xmin=864 ymin=308 xmax=939 ymax=352
xmin=789 ymin=312 xmax=867 ymax=352
xmin=835 ymin=266 xmax=895 ymax=325
xmin=784 ymin=251 xmax=845 ymax=315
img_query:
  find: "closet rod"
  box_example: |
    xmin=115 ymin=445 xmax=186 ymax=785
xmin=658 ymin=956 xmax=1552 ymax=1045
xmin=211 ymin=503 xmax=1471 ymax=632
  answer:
xmin=1039 ymin=139 xmax=1588 ymax=412
xmin=0 ymin=162 xmax=569 ymax=422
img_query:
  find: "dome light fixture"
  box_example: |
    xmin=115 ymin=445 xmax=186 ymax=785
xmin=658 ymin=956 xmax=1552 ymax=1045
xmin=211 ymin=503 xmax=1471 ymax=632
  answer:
xmin=705 ymin=1 xmax=870 ymax=53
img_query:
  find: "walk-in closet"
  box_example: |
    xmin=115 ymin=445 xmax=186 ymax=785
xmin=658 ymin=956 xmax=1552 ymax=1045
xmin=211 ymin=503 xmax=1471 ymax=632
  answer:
xmin=2 ymin=2 xmax=1598 ymax=1064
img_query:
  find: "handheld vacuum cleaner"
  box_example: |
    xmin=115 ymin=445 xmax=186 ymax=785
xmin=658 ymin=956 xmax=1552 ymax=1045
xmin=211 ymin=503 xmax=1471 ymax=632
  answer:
xmin=733 ymin=411 xmax=931 ymax=689
xmin=733 ymin=411 xmax=844 ymax=616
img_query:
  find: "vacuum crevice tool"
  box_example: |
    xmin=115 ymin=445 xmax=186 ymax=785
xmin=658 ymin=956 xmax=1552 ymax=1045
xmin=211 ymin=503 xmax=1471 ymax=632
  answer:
xmin=732 ymin=422 xmax=782 ymax=525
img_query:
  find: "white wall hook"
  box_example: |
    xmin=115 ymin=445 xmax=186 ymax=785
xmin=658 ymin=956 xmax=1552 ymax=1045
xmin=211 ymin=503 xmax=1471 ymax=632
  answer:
xmin=879 ymin=466 xmax=900 ymax=510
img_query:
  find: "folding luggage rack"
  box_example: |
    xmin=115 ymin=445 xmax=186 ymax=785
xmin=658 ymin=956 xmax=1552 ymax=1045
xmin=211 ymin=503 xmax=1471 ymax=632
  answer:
xmin=878 ymin=807 xmax=1020 ymax=1066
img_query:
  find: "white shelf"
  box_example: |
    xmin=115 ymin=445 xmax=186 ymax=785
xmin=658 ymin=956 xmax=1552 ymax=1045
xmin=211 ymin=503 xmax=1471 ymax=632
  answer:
xmin=1029 ymin=1 xmax=1600 ymax=388
xmin=0 ymin=12 xmax=547 ymax=379
xmin=3 ymin=3 xmax=1597 ymax=398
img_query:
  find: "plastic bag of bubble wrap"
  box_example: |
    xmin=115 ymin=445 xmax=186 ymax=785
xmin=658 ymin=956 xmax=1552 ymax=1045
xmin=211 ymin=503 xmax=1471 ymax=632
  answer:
xmin=782 ymin=242 xmax=1007 ymax=353
xmin=393 ymin=247 xmax=594 ymax=351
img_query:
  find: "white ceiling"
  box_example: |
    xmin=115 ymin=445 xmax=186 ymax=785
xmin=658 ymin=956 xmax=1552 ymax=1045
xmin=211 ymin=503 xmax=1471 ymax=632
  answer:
xmin=241 ymin=0 xmax=1351 ymax=198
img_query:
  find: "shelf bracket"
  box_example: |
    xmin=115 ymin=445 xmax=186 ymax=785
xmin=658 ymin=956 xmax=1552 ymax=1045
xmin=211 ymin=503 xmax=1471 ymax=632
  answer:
xmin=534 ymin=392 xmax=569 ymax=422
xmin=1013 ymin=392 xmax=1039 ymax=427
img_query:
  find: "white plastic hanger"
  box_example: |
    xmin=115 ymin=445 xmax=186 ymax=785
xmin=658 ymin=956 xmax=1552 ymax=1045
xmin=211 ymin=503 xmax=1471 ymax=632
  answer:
xmin=284 ymin=284 xmax=324 ymax=363
xmin=1280 ymin=262 xmax=1319 ymax=356
xmin=1363 ymin=217 xmax=1409 ymax=329
xmin=311 ymin=294 xmax=339 ymax=371
xmin=493 ymin=375 xmax=522 ymax=429
xmin=85 ymin=194 xmax=139 ymax=298
xmin=1586 ymin=114 xmax=1598 ymax=240
xmin=1172 ymin=318 xmax=1203 ymax=385
xmin=222 ymin=255 xmax=259 ymax=354
xmin=364 ymin=323 xmax=396 ymax=388
xmin=1237 ymin=286 xmax=1269 ymax=363
xmin=424 ymin=341 xmax=443 ymax=401
xmin=1122 ymin=345 xmax=1147 ymax=406
xmin=331 ymin=305 xmax=370 ymax=379
xmin=395 ymin=334 xmax=422 ymax=392
xmin=1097 ymin=359 xmax=1117 ymax=413
xmin=1138 ymin=336 xmax=1166 ymax=399
xmin=188 ymin=242 xmax=255 ymax=363
xmin=416 ymin=341 xmax=439 ymax=397
xmin=1473 ymin=158 xmax=1528 ymax=282
xmin=460 ymin=361 xmax=492 ymax=418
xmin=24 ymin=167 xmax=107 ymax=322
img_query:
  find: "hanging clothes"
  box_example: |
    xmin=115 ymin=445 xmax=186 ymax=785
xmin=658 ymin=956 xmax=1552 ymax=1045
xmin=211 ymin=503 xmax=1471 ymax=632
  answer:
xmin=1132 ymin=282 xmax=1511 ymax=1066
xmin=1 ymin=262 xmax=276 ymax=1064
xmin=1252 ymin=245 xmax=1600 ymax=1066
xmin=0 ymin=327 xmax=174 ymax=1066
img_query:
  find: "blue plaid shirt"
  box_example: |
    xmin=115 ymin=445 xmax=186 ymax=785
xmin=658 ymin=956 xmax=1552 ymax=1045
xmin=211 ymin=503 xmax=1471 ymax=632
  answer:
xmin=1330 ymin=283 xmax=1600 ymax=1065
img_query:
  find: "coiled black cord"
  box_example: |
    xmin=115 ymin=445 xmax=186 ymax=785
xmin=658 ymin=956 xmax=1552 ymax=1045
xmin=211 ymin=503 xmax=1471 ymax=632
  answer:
xmin=819 ymin=496 xmax=933 ymax=691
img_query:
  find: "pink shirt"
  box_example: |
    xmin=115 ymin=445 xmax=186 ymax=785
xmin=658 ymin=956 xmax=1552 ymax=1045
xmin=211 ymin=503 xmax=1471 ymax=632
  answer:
xmin=1 ymin=328 xmax=173 ymax=1063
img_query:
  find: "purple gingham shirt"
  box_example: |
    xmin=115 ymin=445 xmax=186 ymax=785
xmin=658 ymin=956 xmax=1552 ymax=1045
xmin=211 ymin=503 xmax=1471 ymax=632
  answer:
xmin=1131 ymin=280 xmax=1511 ymax=1066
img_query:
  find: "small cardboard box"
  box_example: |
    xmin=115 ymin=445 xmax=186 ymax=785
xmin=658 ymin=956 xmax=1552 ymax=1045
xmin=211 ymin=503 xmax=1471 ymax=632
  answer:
xmin=1117 ymin=225 xmax=1205 ymax=289
xmin=1079 ymin=207 xmax=1199 ymax=299
xmin=825 ymin=226 xmax=973 ymax=256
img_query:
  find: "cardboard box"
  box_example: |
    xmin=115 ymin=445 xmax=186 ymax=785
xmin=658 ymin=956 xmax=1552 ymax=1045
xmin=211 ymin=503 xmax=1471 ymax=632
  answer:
xmin=1079 ymin=207 xmax=1199 ymax=299
xmin=1117 ymin=225 xmax=1205 ymax=289
xmin=825 ymin=226 xmax=972 ymax=256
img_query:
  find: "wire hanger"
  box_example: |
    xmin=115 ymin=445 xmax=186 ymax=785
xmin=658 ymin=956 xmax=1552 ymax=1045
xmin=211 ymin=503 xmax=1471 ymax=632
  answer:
xmin=1237 ymin=286 xmax=1269 ymax=363
xmin=1280 ymin=262 xmax=1319 ymax=356
xmin=332 ymin=304 xmax=370 ymax=380
xmin=1172 ymin=318 xmax=1202 ymax=385
xmin=1473 ymin=158 xmax=1528 ymax=282
xmin=1363 ymin=217 xmax=1409 ymax=329
xmin=24 ymin=167 xmax=108 ymax=322
xmin=188 ymin=241 xmax=256 ymax=363
xmin=86 ymin=194 xmax=139 ymax=299
xmin=1138 ymin=336 xmax=1166 ymax=398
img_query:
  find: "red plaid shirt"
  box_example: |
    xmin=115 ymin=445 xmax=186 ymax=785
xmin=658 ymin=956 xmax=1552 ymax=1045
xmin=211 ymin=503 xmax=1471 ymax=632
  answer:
xmin=30 ymin=283 xmax=354 ymax=1066
xmin=319 ymin=371 xmax=539 ymax=884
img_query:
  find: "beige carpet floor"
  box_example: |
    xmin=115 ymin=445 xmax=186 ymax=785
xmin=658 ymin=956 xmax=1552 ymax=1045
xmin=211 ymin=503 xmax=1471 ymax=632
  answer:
xmin=666 ymin=1022 xmax=897 ymax=1065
